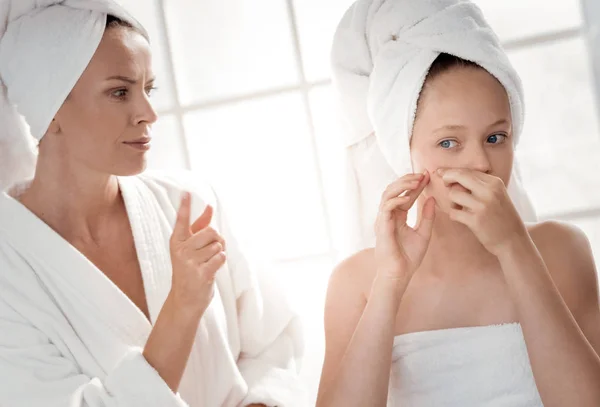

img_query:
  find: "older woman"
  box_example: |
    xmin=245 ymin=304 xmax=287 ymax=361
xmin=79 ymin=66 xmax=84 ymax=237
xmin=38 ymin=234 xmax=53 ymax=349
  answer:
xmin=0 ymin=2 xmax=304 ymax=406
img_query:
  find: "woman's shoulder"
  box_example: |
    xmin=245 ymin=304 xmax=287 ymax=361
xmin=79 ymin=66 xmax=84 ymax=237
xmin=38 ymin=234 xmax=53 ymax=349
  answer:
xmin=0 ymin=239 xmax=53 ymax=312
xmin=528 ymin=220 xmax=597 ymax=319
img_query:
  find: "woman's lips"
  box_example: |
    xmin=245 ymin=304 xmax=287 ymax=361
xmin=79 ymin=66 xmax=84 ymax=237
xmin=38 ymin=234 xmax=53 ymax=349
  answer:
xmin=123 ymin=137 xmax=151 ymax=151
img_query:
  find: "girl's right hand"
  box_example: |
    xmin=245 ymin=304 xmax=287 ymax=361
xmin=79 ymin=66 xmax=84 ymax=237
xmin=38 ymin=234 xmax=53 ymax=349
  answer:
xmin=168 ymin=192 xmax=227 ymax=317
xmin=374 ymin=171 xmax=436 ymax=284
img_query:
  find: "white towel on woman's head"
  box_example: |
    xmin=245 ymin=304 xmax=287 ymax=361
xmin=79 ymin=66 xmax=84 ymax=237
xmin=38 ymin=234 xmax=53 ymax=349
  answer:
xmin=331 ymin=0 xmax=537 ymax=252
xmin=0 ymin=0 xmax=148 ymax=190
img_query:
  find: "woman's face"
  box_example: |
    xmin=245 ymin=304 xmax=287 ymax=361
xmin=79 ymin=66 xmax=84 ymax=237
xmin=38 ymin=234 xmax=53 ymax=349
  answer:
xmin=47 ymin=25 xmax=157 ymax=176
xmin=410 ymin=66 xmax=514 ymax=214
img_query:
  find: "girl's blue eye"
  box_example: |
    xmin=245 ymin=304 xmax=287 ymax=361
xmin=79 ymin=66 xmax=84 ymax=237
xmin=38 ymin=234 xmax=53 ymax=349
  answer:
xmin=439 ymin=140 xmax=458 ymax=149
xmin=145 ymin=86 xmax=157 ymax=96
xmin=487 ymin=134 xmax=507 ymax=144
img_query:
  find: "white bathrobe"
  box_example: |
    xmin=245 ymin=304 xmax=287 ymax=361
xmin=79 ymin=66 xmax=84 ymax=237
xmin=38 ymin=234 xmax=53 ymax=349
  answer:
xmin=0 ymin=171 xmax=306 ymax=407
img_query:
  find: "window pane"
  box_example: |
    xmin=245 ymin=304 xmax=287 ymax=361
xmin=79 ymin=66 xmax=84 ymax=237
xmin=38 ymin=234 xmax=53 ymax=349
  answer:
xmin=164 ymin=0 xmax=300 ymax=105
xmin=473 ymin=0 xmax=582 ymax=42
xmin=517 ymin=142 xmax=600 ymax=218
xmin=293 ymin=0 xmax=355 ymax=81
xmin=118 ymin=0 xmax=176 ymax=111
xmin=513 ymin=37 xmax=600 ymax=218
xmin=147 ymin=114 xmax=188 ymax=170
xmin=308 ymin=85 xmax=354 ymax=258
xmin=183 ymin=93 xmax=329 ymax=260
xmin=509 ymin=37 xmax=600 ymax=152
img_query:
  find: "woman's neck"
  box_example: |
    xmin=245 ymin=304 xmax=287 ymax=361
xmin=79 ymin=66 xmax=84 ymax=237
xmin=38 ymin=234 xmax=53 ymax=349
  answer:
xmin=418 ymin=209 xmax=499 ymax=278
xmin=17 ymin=149 xmax=123 ymax=244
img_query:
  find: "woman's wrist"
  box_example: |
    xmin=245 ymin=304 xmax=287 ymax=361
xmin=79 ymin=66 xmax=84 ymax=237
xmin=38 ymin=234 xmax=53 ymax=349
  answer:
xmin=164 ymin=290 xmax=207 ymax=324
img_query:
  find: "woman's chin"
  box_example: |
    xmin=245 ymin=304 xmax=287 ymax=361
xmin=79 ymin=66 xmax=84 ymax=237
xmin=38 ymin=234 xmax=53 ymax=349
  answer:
xmin=113 ymin=159 xmax=147 ymax=177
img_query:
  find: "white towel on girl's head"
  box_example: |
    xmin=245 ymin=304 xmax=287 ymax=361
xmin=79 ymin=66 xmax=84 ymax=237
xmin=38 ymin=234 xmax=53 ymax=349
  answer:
xmin=331 ymin=0 xmax=537 ymax=253
xmin=0 ymin=0 xmax=147 ymax=190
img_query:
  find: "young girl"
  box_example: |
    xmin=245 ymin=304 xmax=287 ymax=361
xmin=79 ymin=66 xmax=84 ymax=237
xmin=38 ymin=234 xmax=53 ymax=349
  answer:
xmin=317 ymin=0 xmax=600 ymax=406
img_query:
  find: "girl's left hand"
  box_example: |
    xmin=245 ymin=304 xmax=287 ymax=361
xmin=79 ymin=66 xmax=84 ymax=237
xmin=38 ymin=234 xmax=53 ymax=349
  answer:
xmin=438 ymin=168 xmax=529 ymax=256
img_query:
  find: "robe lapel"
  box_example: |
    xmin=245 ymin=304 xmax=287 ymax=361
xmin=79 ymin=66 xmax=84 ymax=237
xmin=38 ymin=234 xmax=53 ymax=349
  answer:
xmin=0 ymin=178 xmax=176 ymax=349
xmin=118 ymin=176 xmax=173 ymax=325
xmin=0 ymin=192 xmax=150 ymax=350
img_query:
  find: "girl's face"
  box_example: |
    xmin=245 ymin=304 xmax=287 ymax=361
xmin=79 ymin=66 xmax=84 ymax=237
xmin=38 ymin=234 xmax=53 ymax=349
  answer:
xmin=410 ymin=66 xmax=514 ymax=214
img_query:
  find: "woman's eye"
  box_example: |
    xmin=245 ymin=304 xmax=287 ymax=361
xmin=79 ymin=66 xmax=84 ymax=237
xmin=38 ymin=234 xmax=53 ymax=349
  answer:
xmin=487 ymin=134 xmax=507 ymax=144
xmin=112 ymin=89 xmax=128 ymax=98
xmin=439 ymin=139 xmax=458 ymax=149
xmin=145 ymin=86 xmax=157 ymax=96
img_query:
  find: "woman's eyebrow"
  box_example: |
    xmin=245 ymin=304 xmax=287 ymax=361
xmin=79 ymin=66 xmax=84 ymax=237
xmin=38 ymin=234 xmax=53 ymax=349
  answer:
xmin=105 ymin=75 xmax=156 ymax=84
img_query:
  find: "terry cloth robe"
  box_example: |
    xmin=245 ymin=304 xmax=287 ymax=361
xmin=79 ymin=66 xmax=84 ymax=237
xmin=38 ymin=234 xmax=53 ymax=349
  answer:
xmin=0 ymin=171 xmax=306 ymax=407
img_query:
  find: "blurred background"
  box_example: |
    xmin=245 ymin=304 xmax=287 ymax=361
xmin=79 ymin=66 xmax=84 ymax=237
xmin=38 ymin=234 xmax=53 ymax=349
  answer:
xmin=118 ymin=0 xmax=600 ymax=403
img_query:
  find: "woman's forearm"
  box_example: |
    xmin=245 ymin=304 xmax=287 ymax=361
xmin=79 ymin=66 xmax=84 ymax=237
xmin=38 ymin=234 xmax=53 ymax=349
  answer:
xmin=143 ymin=293 xmax=204 ymax=392
xmin=497 ymin=238 xmax=600 ymax=407
xmin=319 ymin=277 xmax=408 ymax=407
